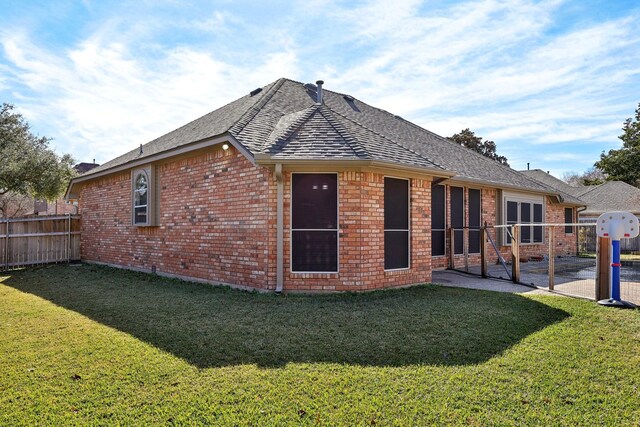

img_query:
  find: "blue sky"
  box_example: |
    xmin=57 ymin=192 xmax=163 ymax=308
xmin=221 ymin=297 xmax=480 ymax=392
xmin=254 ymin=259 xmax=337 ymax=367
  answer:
xmin=1 ymin=0 xmax=639 ymax=179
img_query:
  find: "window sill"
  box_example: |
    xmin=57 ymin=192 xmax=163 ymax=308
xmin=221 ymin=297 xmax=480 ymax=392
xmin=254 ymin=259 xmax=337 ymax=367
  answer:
xmin=290 ymin=271 xmax=339 ymax=275
xmin=384 ymin=267 xmax=410 ymax=273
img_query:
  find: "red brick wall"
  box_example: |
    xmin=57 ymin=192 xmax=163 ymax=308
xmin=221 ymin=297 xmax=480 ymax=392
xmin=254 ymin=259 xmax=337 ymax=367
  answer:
xmin=79 ymin=147 xmax=275 ymax=290
xmin=431 ymin=186 xmax=578 ymax=269
xmin=79 ymin=153 xmax=577 ymax=291
xmin=78 ymin=150 xmax=434 ymax=292
xmin=281 ymin=171 xmax=432 ymax=292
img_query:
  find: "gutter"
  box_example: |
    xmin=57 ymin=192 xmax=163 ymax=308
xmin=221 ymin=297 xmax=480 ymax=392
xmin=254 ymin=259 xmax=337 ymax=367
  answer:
xmin=254 ymin=155 xmax=454 ymax=179
xmin=449 ymin=175 xmax=585 ymax=205
xmin=275 ymin=163 xmax=284 ymax=293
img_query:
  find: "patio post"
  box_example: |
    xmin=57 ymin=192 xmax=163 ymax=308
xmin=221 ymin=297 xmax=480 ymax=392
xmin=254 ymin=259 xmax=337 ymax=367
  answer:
xmin=511 ymin=225 xmax=520 ymax=283
xmin=480 ymin=224 xmax=487 ymax=278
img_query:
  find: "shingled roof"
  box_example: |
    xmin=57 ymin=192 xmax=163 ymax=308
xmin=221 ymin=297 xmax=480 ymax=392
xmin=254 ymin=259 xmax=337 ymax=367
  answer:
xmin=80 ymin=78 xmax=561 ymax=194
xmin=519 ymin=169 xmax=585 ymax=205
xmin=577 ymin=181 xmax=640 ymax=215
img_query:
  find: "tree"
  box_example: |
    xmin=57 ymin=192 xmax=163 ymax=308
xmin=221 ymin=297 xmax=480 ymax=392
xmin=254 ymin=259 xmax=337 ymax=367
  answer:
xmin=595 ymin=102 xmax=640 ymax=187
xmin=562 ymin=167 xmax=605 ymax=186
xmin=448 ymin=128 xmax=509 ymax=166
xmin=0 ymin=193 xmax=35 ymax=218
xmin=0 ymin=103 xmax=76 ymax=206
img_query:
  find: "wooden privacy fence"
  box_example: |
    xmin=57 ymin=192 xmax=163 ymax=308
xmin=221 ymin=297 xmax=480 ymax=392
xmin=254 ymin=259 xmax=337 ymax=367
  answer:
xmin=1 ymin=215 xmax=81 ymax=270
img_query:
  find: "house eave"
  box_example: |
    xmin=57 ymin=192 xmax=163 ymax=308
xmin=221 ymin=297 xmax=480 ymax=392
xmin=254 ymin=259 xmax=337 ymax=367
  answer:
xmin=449 ymin=176 xmax=585 ymax=207
xmin=254 ymin=155 xmax=454 ymax=179
xmin=65 ymin=134 xmax=252 ymax=201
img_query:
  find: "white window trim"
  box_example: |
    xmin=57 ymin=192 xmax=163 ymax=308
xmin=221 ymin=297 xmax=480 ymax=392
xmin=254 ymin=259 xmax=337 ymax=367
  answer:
xmin=290 ymin=172 xmax=339 ymax=274
xmin=384 ymin=176 xmax=411 ymax=272
xmin=502 ymin=192 xmax=545 ymax=245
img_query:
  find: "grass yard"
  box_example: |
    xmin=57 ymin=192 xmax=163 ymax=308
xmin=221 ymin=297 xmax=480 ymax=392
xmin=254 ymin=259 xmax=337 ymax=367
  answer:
xmin=1 ymin=265 xmax=639 ymax=426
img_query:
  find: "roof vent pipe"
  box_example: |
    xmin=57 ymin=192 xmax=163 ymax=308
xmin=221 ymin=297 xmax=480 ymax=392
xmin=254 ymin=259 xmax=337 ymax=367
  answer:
xmin=527 ymin=162 xmax=530 ymax=170
xmin=316 ymin=80 xmax=324 ymax=104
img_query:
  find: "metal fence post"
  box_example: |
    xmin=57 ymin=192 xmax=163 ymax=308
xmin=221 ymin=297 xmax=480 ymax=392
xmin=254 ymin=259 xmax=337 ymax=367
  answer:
xmin=548 ymin=227 xmax=555 ymax=290
xmin=480 ymin=225 xmax=487 ymax=278
xmin=596 ymin=237 xmax=610 ymax=300
xmin=511 ymin=225 xmax=520 ymax=283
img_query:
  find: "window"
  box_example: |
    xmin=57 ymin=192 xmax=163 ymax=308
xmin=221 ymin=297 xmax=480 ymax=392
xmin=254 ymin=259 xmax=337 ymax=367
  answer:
xmin=564 ymin=207 xmax=574 ymax=234
xmin=132 ymin=166 xmax=157 ymax=226
xmin=431 ymin=184 xmax=446 ymax=256
xmin=503 ymin=194 xmax=543 ymax=244
xmin=450 ymin=186 xmax=464 ymax=254
xmin=468 ymin=189 xmax=481 ymax=253
xmin=533 ymin=204 xmax=543 ymax=243
xmin=384 ymin=177 xmax=409 ymax=270
xmin=133 ymin=172 xmax=148 ymax=225
xmin=506 ymin=200 xmax=518 ymax=244
xmin=291 ymin=173 xmax=338 ymax=272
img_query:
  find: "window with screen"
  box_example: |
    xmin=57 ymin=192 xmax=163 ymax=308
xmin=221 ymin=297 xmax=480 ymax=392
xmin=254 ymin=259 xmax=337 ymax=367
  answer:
xmin=468 ymin=189 xmax=481 ymax=253
xmin=520 ymin=202 xmax=531 ymax=243
xmin=506 ymin=200 xmax=518 ymax=244
xmin=450 ymin=186 xmax=464 ymax=254
xmin=533 ymin=204 xmax=543 ymax=242
xmin=384 ymin=177 xmax=409 ymax=270
xmin=431 ymin=184 xmax=446 ymax=256
xmin=291 ymin=173 xmax=338 ymax=272
xmin=564 ymin=208 xmax=574 ymax=234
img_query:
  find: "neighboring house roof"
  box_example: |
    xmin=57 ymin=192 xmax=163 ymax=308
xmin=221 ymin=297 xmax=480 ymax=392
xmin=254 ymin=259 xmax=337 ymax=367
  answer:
xmin=520 ymin=169 xmax=640 ymax=214
xmin=577 ymin=181 xmax=640 ymax=216
xmin=74 ymin=162 xmax=100 ymax=174
xmin=519 ymin=169 xmax=585 ymax=205
xmin=74 ymin=78 xmax=564 ymax=195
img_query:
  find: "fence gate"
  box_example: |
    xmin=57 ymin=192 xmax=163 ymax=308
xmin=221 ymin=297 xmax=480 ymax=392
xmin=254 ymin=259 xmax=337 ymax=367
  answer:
xmin=1 ymin=215 xmax=81 ymax=270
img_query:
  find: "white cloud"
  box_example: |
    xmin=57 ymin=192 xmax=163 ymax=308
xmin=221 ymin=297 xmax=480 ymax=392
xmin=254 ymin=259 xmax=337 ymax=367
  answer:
xmin=0 ymin=27 xmax=297 ymax=163
xmin=0 ymin=0 xmax=638 ymax=176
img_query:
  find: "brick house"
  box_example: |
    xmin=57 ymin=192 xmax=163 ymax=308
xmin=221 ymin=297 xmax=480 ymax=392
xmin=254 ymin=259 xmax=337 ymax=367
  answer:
xmin=66 ymin=78 xmax=583 ymax=292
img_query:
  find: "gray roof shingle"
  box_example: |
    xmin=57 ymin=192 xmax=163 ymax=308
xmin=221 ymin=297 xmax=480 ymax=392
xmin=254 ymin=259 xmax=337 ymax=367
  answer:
xmin=518 ymin=170 xmax=585 ymax=205
xmin=79 ymin=77 xmax=567 ymax=195
xmin=578 ymin=181 xmax=640 ymax=215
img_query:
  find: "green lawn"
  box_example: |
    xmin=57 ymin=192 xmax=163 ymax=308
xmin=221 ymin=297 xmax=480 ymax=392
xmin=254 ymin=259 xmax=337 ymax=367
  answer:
xmin=1 ymin=265 xmax=639 ymax=426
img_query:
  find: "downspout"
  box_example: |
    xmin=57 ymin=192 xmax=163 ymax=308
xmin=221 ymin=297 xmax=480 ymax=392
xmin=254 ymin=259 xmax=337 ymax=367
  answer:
xmin=275 ymin=163 xmax=284 ymax=293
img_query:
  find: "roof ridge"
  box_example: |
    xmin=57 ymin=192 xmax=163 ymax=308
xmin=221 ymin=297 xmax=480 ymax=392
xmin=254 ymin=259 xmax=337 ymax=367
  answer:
xmin=577 ymin=184 xmax=602 ymax=197
xmin=265 ymin=106 xmax=319 ymax=153
xmin=328 ymin=107 xmax=445 ymax=170
xmin=229 ymin=77 xmax=287 ymax=137
xmin=317 ymin=105 xmax=371 ymax=159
